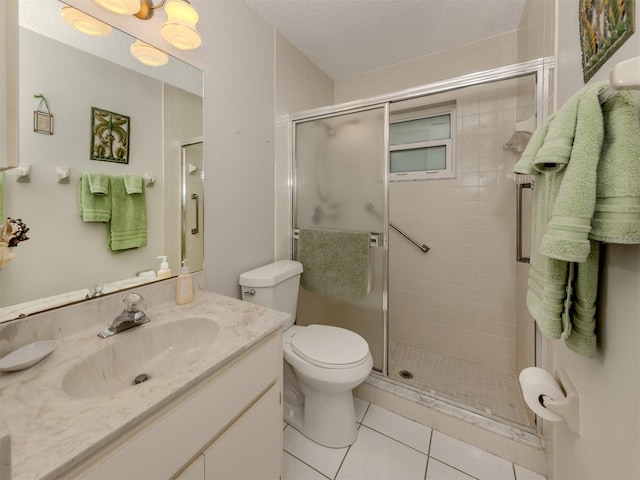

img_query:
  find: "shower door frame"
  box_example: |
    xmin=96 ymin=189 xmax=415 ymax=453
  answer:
xmin=290 ymin=57 xmax=554 ymax=380
xmin=291 ymin=103 xmax=391 ymax=373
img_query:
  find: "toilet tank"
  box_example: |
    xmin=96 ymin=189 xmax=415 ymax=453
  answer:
xmin=239 ymin=260 xmax=303 ymax=329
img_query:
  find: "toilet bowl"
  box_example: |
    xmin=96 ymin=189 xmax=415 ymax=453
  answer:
xmin=239 ymin=260 xmax=373 ymax=448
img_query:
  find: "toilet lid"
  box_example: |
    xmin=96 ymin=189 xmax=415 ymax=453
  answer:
xmin=291 ymin=325 xmax=370 ymax=368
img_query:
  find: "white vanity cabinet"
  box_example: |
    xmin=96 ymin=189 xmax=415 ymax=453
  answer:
xmin=77 ymin=332 xmax=283 ymax=480
xmin=200 ymin=384 xmax=282 ymax=479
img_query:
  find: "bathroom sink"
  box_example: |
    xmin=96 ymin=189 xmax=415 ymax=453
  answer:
xmin=62 ymin=317 xmax=219 ymax=398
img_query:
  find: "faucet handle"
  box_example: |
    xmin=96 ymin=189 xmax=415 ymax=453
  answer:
xmin=123 ymin=293 xmax=143 ymax=312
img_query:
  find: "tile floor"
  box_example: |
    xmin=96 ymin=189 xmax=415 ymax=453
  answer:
xmin=388 ymin=340 xmax=534 ymax=428
xmin=283 ymin=398 xmax=545 ymax=480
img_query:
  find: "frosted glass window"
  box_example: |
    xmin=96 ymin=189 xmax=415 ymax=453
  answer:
xmin=390 ymin=146 xmax=446 ymax=172
xmin=389 ymin=114 xmax=451 ymax=145
xmin=389 ymin=109 xmax=455 ymax=181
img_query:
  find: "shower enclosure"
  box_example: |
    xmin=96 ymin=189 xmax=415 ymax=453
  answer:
xmin=290 ymin=58 xmax=552 ymax=430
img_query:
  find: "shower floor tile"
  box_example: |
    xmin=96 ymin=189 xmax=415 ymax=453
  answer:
xmin=388 ymin=340 xmax=534 ymax=428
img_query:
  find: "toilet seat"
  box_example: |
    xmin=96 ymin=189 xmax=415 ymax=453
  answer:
xmin=290 ymin=325 xmax=370 ymax=369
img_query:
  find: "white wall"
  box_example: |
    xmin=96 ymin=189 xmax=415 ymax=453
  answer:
xmin=550 ymin=2 xmax=640 ymax=478
xmin=334 ymin=31 xmax=518 ymax=104
xmin=274 ymin=33 xmax=334 ymax=261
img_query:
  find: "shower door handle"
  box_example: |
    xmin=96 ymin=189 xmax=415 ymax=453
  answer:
xmin=191 ymin=193 xmax=199 ymax=235
xmin=516 ymin=182 xmax=533 ymax=263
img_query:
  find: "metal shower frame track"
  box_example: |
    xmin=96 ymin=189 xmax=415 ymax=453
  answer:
xmin=289 ymin=56 xmax=554 ymax=385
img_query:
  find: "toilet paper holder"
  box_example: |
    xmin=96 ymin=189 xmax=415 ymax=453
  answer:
xmin=541 ymin=368 xmax=581 ymax=435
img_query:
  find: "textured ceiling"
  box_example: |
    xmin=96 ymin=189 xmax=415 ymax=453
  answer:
xmin=245 ymin=0 xmax=527 ymax=80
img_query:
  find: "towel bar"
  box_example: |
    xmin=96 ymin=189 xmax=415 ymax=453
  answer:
xmin=389 ymin=222 xmax=430 ymax=253
xmin=292 ymin=228 xmax=381 ymax=247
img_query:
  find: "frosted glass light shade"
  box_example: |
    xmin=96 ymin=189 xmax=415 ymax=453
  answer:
xmin=94 ymin=0 xmax=140 ymax=15
xmin=162 ymin=0 xmax=201 ymax=50
xmin=130 ymin=40 xmax=169 ymax=67
xmin=61 ymin=6 xmax=112 ymax=36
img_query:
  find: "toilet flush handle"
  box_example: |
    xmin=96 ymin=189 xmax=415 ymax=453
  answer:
xmin=243 ymin=289 xmax=256 ymax=296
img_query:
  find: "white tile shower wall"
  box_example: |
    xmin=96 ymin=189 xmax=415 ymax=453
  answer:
xmin=274 ymin=33 xmax=334 ymax=261
xmin=389 ymin=79 xmax=522 ymax=375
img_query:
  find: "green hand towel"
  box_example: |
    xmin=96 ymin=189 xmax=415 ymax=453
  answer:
xmin=590 ymin=91 xmax=640 ymax=243
xmin=123 ymin=174 xmax=144 ymax=194
xmin=513 ymin=112 xmax=555 ymax=175
xmin=86 ymin=172 xmax=110 ymax=195
xmin=109 ymin=175 xmax=147 ymax=251
xmin=297 ymin=227 xmax=371 ymax=301
xmin=78 ymin=173 xmax=111 ymax=222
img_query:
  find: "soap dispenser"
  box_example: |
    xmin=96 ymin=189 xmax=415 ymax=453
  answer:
xmin=157 ymin=256 xmax=172 ymax=279
xmin=176 ymin=259 xmax=194 ymax=305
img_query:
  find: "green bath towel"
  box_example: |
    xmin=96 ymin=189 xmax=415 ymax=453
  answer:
xmin=513 ymin=82 xmax=609 ymax=357
xmin=109 ymin=175 xmax=147 ymax=251
xmin=590 ymin=91 xmax=640 ymax=243
xmin=537 ymin=81 xmax=608 ymax=263
xmin=78 ymin=172 xmax=111 ymax=222
xmin=297 ymin=227 xmax=371 ymax=301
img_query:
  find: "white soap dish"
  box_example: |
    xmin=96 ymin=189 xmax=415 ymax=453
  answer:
xmin=0 ymin=340 xmax=56 ymax=372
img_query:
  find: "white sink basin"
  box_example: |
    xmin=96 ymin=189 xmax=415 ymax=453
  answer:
xmin=62 ymin=317 xmax=219 ymax=398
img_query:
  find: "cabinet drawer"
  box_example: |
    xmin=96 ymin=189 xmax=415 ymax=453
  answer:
xmin=81 ymin=332 xmax=282 ymax=480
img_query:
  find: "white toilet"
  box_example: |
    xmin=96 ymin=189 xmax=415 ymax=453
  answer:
xmin=239 ymin=260 xmax=373 ymax=448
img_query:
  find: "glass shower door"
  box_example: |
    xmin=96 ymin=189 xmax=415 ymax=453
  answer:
xmin=293 ymin=105 xmax=388 ymax=372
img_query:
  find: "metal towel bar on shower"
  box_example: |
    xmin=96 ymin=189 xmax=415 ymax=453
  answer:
xmin=292 ymin=228 xmax=381 ymax=247
xmin=389 ymin=222 xmax=430 ymax=253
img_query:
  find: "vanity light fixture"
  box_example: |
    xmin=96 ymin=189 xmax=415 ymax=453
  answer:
xmin=93 ymin=0 xmax=201 ymax=50
xmin=61 ymin=6 xmax=112 ymax=36
xmin=93 ymin=0 xmax=144 ymax=17
xmin=161 ymin=0 xmax=201 ymax=50
xmin=130 ymin=40 xmax=169 ymax=66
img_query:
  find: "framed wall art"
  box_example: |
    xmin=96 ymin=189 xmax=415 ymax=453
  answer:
xmin=33 ymin=94 xmax=53 ymax=135
xmin=580 ymin=0 xmax=636 ymax=82
xmin=90 ymin=107 xmax=130 ymax=164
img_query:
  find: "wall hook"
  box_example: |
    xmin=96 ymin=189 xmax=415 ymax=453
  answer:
xmin=56 ymin=166 xmax=70 ymax=183
xmin=144 ymin=173 xmax=155 ymax=187
xmin=15 ymin=164 xmax=32 ymax=181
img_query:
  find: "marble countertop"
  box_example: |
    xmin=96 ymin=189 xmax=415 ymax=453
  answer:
xmin=0 ymin=288 xmax=287 ymax=480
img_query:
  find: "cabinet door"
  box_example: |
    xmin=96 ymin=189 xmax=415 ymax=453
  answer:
xmin=176 ymin=455 xmax=205 ymax=480
xmin=205 ymin=385 xmax=282 ymax=480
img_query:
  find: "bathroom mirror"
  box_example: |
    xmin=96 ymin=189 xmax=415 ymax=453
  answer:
xmin=0 ymin=0 xmax=204 ymax=322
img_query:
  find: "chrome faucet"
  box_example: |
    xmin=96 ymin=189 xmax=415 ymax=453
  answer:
xmin=98 ymin=293 xmax=150 ymax=338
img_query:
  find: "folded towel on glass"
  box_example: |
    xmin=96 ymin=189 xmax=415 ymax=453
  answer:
xmin=297 ymin=227 xmax=371 ymax=301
